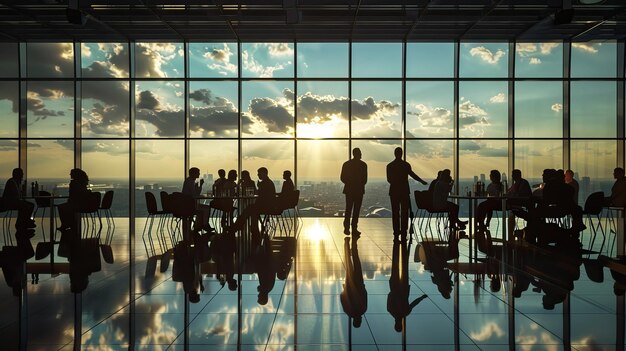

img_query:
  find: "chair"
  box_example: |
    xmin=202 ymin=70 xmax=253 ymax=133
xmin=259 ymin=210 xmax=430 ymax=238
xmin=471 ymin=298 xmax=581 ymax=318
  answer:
xmin=414 ymin=190 xmax=449 ymax=241
xmin=160 ymin=191 xmax=178 ymax=247
xmin=142 ymin=191 xmax=168 ymax=259
xmin=277 ymin=190 xmax=300 ymax=237
xmin=78 ymin=192 xmax=102 ymax=239
xmin=98 ymin=190 xmax=115 ymax=230
xmin=582 ymin=192 xmax=605 ymax=252
xmin=0 ymin=196 xmax=16 ymax=246
xmin=169 ymin=192 xmax=197 ymax=242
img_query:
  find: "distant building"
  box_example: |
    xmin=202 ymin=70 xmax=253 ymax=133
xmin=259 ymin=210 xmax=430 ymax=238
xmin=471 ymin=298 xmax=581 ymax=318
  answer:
xmin=480 ymin=173 xmax=486 ymax=183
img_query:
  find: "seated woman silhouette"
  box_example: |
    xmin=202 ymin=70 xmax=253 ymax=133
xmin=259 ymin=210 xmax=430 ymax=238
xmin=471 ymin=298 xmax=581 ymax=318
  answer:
xmin=432 ymin=169 xmax=467 ymax=230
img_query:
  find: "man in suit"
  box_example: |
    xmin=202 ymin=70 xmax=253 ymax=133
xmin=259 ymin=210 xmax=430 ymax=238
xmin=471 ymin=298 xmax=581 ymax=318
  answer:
xmin=386 ymin=147 xmax=427 ymax=237
xmin=340 ymin=148 xmax=367 ymax=236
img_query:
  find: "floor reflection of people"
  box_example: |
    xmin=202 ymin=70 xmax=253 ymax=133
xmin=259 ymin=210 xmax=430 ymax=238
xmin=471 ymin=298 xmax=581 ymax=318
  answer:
xmin=256 ymin=235 xmax=277 ymax=305
xmin=340 ymin=237 xmax=367 ymax=328
xmin=388 ymin=239 xmax=428 ymax=332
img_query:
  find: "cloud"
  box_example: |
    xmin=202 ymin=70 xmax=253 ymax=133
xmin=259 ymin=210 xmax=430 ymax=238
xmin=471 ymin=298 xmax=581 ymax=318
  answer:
xmin=516 ymin=43 xmax=537 ymax=57
xmin=0 ymin=82 xmax=18 ymax=113
xmin=489 ymin=93 xmax=506 ymax=104
xmin=135 ymin=42 xmax=181 ymax=78
xmin=352 ymin=97 xmax=399 ymax=120
xmin=572 ymin=42 xmax=599 ymax=54
xmin=409 ymin=104 xmax=452 ymax=127
xmin=267 ymin=43 xmax=294 ymax=57
xmin=529 ymin=57 xmax=541 ymax=65
xmin=460 ymin=140 xmax=507 ymax=157
xmin=27 ymin=43 xmax=74 ymax=77
xmin=136 ymin=90 xmax=160 ymax=110
xmin=298 ymin=92 xmax=348 ymax=122
xmin=352 ymin=121 xmax=402 ymax=139
xmin=189 ymin=88 xmax=240 ymax=136
xmin=540 ymin=43 xmax=559 ymax=55
xmin=81 ymin=81 xmax=129 ymax=137
xmin=26 ymin=84 xmax=73 ymax=123
xmin=551 ymin=103 xmax=563 ymax=113
xmin=203 ymin=44 xmax=237 ymax=75
xmin=460 ymin=140 xmax=481 ymax=151
xmin=470 ymin=322 xmax=505 ymax=342
xmin=241 ymin=50 xmax=287 ymax=78
xmin=469 ymin=46 xmax=505 ymax=64
xmin=0 ymin=140 xmax=17 ymax=152
xmin=458 ymin=98 xmax=489 ymax=132
xmin=248 ymin=97 xmax=293 ymax=134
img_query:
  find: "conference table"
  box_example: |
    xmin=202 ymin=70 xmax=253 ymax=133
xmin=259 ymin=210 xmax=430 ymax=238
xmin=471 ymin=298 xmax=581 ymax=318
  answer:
xmin=448 ymin=194 xmax=509 ymax=260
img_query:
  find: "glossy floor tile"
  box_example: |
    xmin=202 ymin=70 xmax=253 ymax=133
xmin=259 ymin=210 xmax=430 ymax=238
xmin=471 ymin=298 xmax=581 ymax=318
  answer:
xmin=0 ymin=217 xmax=624 ymax=350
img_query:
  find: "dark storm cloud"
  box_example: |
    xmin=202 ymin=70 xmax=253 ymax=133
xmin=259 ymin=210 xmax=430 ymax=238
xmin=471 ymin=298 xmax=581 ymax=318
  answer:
xmin=136 ymin=90 xmax=160 ymax=110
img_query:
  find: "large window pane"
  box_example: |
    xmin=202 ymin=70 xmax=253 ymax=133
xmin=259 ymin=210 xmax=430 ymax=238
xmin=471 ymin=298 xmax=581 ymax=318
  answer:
xmin=406 ymin=43 xmax=454 ymax=78
xmin=81 ymin=140 xmax=129 ymax=215
xmin=459 ymin=81 xmax=508 ymax=138
xmin=297 ymin=43 xmax=348 ymax=78
xmin=515 ymin=140 xmax=562 ymax=184
xmin=571 ymin=140 xmax=616 ymax=205
xmin=459 ymin=140 xmax=508 ymax=185
xmin=189 ymin=81 xmax=239 ymax=138
xmin=297 ymin=81 xmax=348 ymax=138
xmin=0 ymin=140 xmax=18 ymax=188
xmin=297 ymin=140 xmax=347 ymax=216
xmin=27 ymin=43 xmax=74 ymax=78
xmin=460 ymin=43 xmax=508 ymax=78
xmin=82 ymin=81 xmax=130 ymax=138
xmin=81 ymin=43 xmax=129 ymax=78
xmin=135 ymin=81 xmax=184 ymax=137
xmin=406 ymin=81 xmax=454 ymax=138
xmin=352 ymin=82 xmax=402 ymax=138
xmin=571 ymin=41 xmax=617 ymax=78
xmin=27 ymin=81 xmax=74 ymax=138
xmin=406 ymin=139 xmax=454 ymax=187
xmin=0 ymin=43 xmax=18 ymax=77
xmin=242 ymin=81 xmax=294 ymax=138
xmin=352 ymin=43 xmax=402 ymax=78
xmin=189 ymin=140 xmax=238 ymax=186
xmin=189 ymin=42 xmax=238 ymax=78
xmin=515 ymin=42 xmax=563 ymax=78
xmin=134 ymin=42 xmax=184 ymax=78
xmin=242 ymin=140 xmax=294 ymax=185
xmin=27 ymin=140 xmax=74 ymax=193
xmin=242 ymin=43 xmax=294 ymax=78
xmin=0 ymin=81 xmax=18 ymax=137
xmin=571 ymin=82 xmax=616 ymax=138
xmin=515 ymin=81 xmax=562 ymax=138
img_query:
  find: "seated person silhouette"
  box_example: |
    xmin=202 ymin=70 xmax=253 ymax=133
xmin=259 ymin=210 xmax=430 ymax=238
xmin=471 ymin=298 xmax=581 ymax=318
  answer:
xmin=212 ymin=169 xmax=226 ymax=195
xmin=606 ymin=167 xmax=626 ymax=207
xmin=238 ymin=170 xmax=257 ymax=196
xmin=432 ymin=169 xmax=467 ymax=230
xmin=340 ymin=237 xmax=367 ymax=328
xmin=182 ymin=167 xmax=211 ymax=232
xmin=58 ymin=168 xmax=92 ymax=231
xmin=1 ymin=168 xmax=35 ymax=230
xmin=507 ymin=169 xmax=532 ymax=208
xmin=212 ymin=169 xmax=237 ymax=227
xmin=278 ymin=170 xmax=294 ymax=196
xmin=387 ymin=239 xmax=428 ymax=332
xmin=475 ymin=170 xmax=504 ymax=230
xmin=227 ymin=167 xmax=277 ymax=242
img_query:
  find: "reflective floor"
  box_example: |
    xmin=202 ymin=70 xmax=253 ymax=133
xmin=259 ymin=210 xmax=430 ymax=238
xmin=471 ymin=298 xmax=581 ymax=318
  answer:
xmin=0 ymin=217 xmax=624 ymax=350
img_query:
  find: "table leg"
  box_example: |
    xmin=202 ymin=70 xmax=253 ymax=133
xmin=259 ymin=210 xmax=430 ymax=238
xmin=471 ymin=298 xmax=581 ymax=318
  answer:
xmin=469 ymin=198 xmax=474 ymax=260
xmin=618 ymin=210 xmax=624 ymax=257
xmin=49 ymin=200 xmax=55 ymax=275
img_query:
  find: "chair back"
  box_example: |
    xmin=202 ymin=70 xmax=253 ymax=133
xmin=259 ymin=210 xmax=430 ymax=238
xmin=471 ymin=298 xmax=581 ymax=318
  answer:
xmin=583 ymin=191 xmax=605 ymax=215
xmin=80 ymin=192 xmax=102 ymax=213
xmin=414 ymin=190 xmax=432 ymax=211
xmin=35 ymin=191 xmax=52 ymax=207
xmin=170 ymin=192 xmax=196 ymax=218
xmin=160 ymin=191 xmax=172 ymax=213
xmin=100 ymin=190 xmax=114 ymax=210
xmin=145 ymin=192 xmax=158 ymax=215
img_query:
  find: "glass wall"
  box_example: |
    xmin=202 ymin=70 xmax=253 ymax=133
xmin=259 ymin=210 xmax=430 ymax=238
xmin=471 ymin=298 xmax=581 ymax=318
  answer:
xmin=0 ymin=41 xmax=623 ymax=218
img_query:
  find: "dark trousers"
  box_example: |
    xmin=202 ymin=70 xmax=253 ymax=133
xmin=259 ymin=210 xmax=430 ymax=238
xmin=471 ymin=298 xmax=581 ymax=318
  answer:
xmin=344 ymin=194 xmax=363 ymax=229
xmin=390 ymin=194 xmax=410 ymax=235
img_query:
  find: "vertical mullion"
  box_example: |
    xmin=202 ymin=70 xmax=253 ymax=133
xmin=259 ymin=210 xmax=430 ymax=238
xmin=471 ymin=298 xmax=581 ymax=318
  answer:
xmin=128 ymin=40 xmax=136 ymax=351
xmin=402 ymin=41 xmax=407 ymax=159
xmin=293 ymin=40 xmax=298 ymax=189
xmin=563 ymin=42 xmax=571 ymax=170
xmin=18 ymin=43 xmax=26 ymax=175
xmin=237 ymin=41 xmax=242 ymax=178
xmin=184 ymin=41 xmax=189 ymax=178
xmin=617 ymin=40 xmax=625 ymax=169
xmin=453 ymin=41 xmax=460 ymax=187
xmin=508 ymin=41 xmax=515 ymax=180
xmin=74 ymin=42 xmax=81 ymax=170
xmin=348 ymin=41 xmax=352 ymax=159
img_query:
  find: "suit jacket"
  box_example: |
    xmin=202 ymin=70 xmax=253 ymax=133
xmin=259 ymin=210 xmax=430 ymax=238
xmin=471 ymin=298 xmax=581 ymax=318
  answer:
xmin=386 ymin=159 xmax=418 ymax=196
xmin=2 ymin=178 xmax=21 ymax=208
xmin=341 ymin=158 xmax=367 ymax=195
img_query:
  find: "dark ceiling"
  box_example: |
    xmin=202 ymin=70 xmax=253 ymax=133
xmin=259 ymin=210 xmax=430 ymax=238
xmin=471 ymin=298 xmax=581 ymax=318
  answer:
xmin=1 ymin=0 xmax=625 ymax=42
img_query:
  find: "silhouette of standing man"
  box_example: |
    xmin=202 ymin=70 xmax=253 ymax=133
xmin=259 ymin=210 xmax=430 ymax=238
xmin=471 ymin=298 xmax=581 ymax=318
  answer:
xmin=387 ymin=147 xmax=427 ymax=237
xmin=341 ymin=148 xmax=368 ymax=236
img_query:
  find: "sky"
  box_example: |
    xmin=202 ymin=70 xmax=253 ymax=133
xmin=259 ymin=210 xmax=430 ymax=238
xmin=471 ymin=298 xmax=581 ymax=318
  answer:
xmin=0 ymin=41 xmax=620 ymax=182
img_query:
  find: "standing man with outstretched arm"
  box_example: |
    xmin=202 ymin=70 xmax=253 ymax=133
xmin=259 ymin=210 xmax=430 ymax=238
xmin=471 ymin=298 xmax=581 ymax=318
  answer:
xmin=340 ymin=148 xmax=368 ymax=236
xmin=387 ymin=147 xmax=428 ymax=239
